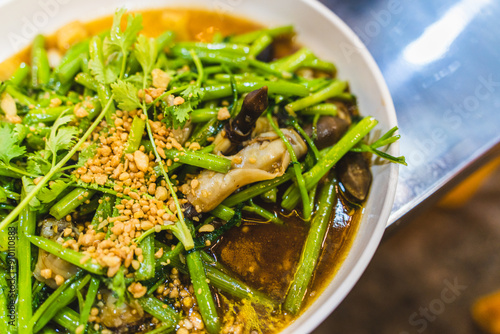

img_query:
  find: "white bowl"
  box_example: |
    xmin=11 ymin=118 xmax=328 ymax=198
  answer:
xmin=0 ymin=0 xmax=399 ymax=332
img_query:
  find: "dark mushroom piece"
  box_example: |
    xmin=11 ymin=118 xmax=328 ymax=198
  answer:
xmin=336 ymin=152 xmax=372 ymax=202
xmin=256 ymin=43 xmax=274 ymax=63
xmin=183 ymin=202 xmax=200 ymax=220
xmin=303 ymin=116 xmax=349 ymax=150
xmin=213 ymin=86 xmax=269 ymax=155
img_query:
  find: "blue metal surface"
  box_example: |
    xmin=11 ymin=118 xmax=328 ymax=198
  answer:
xmin=318 ymin=0 xmax=500 ymax=227
xmin=313 ymin=0 xmax=500 ymax=331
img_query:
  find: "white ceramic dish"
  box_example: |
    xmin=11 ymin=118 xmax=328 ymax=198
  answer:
xmin=0 ymin=0 xmax=399 ymax=332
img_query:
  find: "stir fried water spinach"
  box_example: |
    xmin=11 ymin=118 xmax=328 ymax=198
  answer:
xmin=0 ymin=8 xmax=405 ymax=334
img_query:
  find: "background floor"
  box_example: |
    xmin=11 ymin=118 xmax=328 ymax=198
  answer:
xmin=313 ymin=166 xmax=500 ymax=334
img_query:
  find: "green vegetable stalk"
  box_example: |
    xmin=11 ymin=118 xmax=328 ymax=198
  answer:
xmin=284 ymin=175 xmax=336 ymax=313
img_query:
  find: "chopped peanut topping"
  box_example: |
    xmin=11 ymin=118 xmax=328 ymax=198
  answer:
xmin=128 ymin=282 xmax=147 ymax=298
xmin=217 ymin=107 xmax=231 ymax=121
xmin=152 ymin=68 xmax=170 ymax=89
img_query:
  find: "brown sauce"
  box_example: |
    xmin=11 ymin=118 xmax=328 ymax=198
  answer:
xmin=0 ymin=8 xmax=362 ymax=332
xmin=212 ymin=190 xmax=360 ymax=320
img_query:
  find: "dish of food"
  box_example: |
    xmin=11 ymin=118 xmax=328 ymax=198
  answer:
xmin=0 ymin=2 xmax=402 ymax=334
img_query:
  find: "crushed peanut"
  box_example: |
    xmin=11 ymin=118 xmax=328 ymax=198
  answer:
xmin=128 ymin=282 xmax=147 ymax=298
xmin=217 ymin=107 xmax=231 ymax=121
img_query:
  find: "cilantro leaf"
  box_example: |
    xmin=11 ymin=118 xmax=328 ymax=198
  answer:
xmin=27 ymin=151 xmax=52 ymax=176
xmin=160 ymin=85 xmax=206 ymax=128
xmin=163 ymin=99 xmax=200 ymax=129
xmin=13 ymin=124 xmax=28 ymax=142
xmin=0 ymin=124 xmax=26 ymax=165
xmin=38 ymin=180 xmax=70 ymax=204
xmin=77 ymin=143 xmax=98 ymax=167
xmin=134 ymin=35 xmax=158 ymax=76
xmin=88 ymin=57 xmax=118 ymax=85
xmin=111 ymin=80 xmax=142 ymax=111
xmin=181 ymin=85 xmax=205 ymax=100
xmin=125 ymin=73 xmax=147 ymax=87
xmin=104 ymin=8 xmax=143 ymax=59
xmin=174 ymin=101 xmax=195 ymax=124
xmin=22 ymin=177 xmax=41 ymax=209
xmin=46 ymin=115 xmax=79 ymax=161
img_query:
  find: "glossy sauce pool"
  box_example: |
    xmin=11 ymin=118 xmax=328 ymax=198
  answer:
xmin=0 ymin=8 xmax=361 ymax=333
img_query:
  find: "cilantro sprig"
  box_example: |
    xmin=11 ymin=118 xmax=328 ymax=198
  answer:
xmin=0 ymin=124 xmax=35 ymax=177
xmin=110 ymin=80 xmax=141 ymax=111
xmin=110 ymin=30 xmax=195 ymax=249
xmin=136 ymin=34 xmax=195 ymax=250
xmin=163 ymin=50 xmax=205 ymax=128
xmin=0 ymin=97 xmax=116 ymax=231
xmin=104 ymin=8 xmax=143 ymax=79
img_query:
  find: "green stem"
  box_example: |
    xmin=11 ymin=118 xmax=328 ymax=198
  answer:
xmin=281 ymin=116 xmax=378 ymax=210
xmin=18 ymin=196 xmax=36 ymax=333
xmin=202 ymin=80 xmax=309 ymax=100
xmin=210 ymin=205 xmax=235 ymax=222
xmin=273 ymin=48 xmax=315 ymax=73
xmin=230 ymin=25 xmax=294 ymax=44
xmin=156 ymin=31 xmax=175 ymax=50
xmin=190 ymin=49 xmax=205 ymax=88
xmin=27 ymin=235 xmax=105 ymax=275
xmin=243 ymin=199 xmax=283 ymax=225
xmin=79 ymin=276 xmax=100 ymax=330
xmin=186 ymin=249 xmax=220 ymax=334
xmin=267 ymin=111 xmax=311 ymax=220
xmin=284 ymin=176 xmax=336 ymax=313
xmin=175 ymin=42 xmax=249 ymax=55
xmin=75 ymin=182 xmax=130 ymax=199
xmin=249 ymin=58 xmax=292 ymax=79
xmin=119 ymin=51 xmax=127 ymax=80
xmin=285 ymin=80 xmax=347 ymax=114
xmin=248 ymin=33 xmax=273 ymax=57
xmin=49 ymin=188 xmax=96 ymax=220
xmin=9 ymin=62 xmax=31 ymax=86
xmin=190 ymin=108 xmax=217 ymax=123
xmin=301 ymin=58 xmax=337 ymax=73
xmin=300 ymin=103 xmax=338 ymax=117
xmin=55 ymin=40 xmax=89 ymax=84
xmin=52 ymin=307 xmax=80 ymax=333
xmin=135 ymin=234 xmax=155 ymax=280
xmin=5 ymin=84 xmax=36 ymax=106
xmin=91 ymin=195 xmax=115 ymax=230
xmin=75 ymin=72 xmax=98 ymax=91
xmin=31 ymin=34 xmax=50 ymax=88
xmin=137 ymin=296 xmax=178 ymax=327
xmin=203 ymin=264 xmax=277 ymax=309
xmin=1 ymin=163 xmax=39 ymax=178
xmin=29 ymin=273 xmax=89 ymax=332
xmin=144 ymin=109 xmax=194 ymax=250
xmin=291 ymin=118 xmax=320 ymax=162
xmin=162 ymin=148 xmax=231 ymax=173
xmin=0 ymin=267 xmax=14 ymax=334
xmin=124 ymin=116 xmax=146 ymax=154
